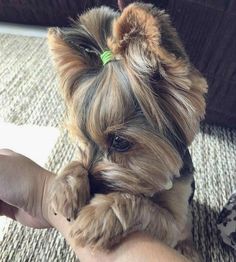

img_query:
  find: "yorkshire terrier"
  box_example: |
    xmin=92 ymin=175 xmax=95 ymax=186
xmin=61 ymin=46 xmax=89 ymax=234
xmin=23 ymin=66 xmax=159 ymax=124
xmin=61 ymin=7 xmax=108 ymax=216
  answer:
xmin=48 ymin=2 xmax=207 ymax=261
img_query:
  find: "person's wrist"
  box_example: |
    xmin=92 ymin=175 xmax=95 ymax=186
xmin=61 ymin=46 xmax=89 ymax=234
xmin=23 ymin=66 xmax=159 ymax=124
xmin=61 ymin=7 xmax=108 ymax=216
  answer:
xmin=41 ymin=171 xmax=55 ymax=226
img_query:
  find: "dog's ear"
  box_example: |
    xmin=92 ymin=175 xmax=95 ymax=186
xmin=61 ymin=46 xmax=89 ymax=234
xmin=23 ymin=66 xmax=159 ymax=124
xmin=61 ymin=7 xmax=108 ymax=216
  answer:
xmin=48 ymin=28 xmax=85 ymax=101
xmin=48 ymin=27 xmax=102 ymax=101
xmin=110 ymin=3 xmax=188 ymax=75
xmin=110 ymin=3 xmax=161 ymax=69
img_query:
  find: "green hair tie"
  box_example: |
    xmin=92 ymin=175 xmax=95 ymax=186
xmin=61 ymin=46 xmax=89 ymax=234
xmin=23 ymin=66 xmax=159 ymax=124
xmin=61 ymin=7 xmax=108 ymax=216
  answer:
xmin=100 ymin=50 xmax=113 ymax=65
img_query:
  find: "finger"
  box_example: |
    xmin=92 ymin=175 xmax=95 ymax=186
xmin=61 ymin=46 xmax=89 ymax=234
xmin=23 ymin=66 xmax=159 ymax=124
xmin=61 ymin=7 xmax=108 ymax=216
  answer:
xmin=0 ymin=200 xmax=51 ymax=228
xmin=0 ymin=148 xmax=16 ymax=156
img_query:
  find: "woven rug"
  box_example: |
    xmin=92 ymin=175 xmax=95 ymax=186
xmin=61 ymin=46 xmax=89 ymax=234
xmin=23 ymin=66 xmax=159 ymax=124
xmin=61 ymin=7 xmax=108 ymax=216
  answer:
xmin=0 ymin=33 xmax=235 ymax=262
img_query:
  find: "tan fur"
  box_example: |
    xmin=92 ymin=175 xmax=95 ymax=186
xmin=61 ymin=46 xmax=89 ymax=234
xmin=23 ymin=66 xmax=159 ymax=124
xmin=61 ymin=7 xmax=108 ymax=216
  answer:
xmin=110 ymin=4 xmax=161 ymax=57
xmin=70 ymin=192 xmax=180 ymax=249
xmin=49 ymin=161 xmax=90 ymax=219
xmin=48 ymin=3 xmax=207 ymax=261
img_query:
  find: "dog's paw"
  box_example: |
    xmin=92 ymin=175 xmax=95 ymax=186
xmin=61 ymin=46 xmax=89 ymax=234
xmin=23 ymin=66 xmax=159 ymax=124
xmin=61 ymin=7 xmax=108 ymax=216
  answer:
xmin=49 ymin=162 xmax=90 ymax=220
xmin=70 ymin=194 xmax=125 ymax=250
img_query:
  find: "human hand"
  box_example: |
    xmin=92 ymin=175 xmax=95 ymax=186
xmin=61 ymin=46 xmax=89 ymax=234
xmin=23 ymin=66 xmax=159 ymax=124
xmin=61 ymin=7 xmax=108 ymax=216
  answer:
xmin=0 ymin=149 xmax=53 ymax=228
xmin=0 ymin=149 xmax=190 ymax=262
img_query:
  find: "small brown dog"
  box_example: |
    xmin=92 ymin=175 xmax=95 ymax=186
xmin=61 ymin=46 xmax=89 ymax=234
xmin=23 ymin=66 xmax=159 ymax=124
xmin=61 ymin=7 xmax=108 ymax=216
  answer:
xmin=48 ymin=2 xmax=207 ymax=261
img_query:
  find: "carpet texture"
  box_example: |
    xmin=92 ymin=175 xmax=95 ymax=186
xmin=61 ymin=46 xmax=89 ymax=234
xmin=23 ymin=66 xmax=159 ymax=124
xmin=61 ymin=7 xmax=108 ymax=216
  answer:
xmin=0 ymin=33 xmax=235 ymax=262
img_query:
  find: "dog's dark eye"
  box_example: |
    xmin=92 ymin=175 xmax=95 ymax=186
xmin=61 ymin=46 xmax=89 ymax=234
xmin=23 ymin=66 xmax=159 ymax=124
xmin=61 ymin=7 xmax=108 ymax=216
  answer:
xmin=110 ymin=136 xmax=132 ymax=152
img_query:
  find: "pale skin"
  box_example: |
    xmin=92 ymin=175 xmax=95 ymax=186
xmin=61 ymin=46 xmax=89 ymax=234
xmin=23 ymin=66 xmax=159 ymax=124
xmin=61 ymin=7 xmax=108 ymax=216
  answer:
xmin=0 ymin=149 xmax=189 ymax=262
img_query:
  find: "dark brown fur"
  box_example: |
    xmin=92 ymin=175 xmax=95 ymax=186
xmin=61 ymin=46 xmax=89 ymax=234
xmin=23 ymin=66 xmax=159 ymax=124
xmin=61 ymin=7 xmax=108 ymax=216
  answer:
xmin=48 ymin=3 xmax=207 ymax=261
